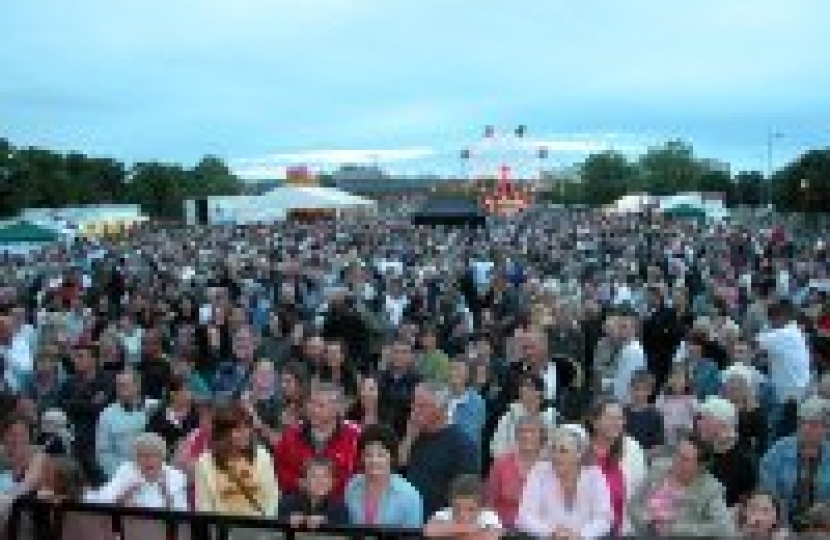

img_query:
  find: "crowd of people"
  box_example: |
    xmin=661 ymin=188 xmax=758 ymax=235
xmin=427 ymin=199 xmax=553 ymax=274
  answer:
xmin=1 ymin=206 xmax=830 ymax=539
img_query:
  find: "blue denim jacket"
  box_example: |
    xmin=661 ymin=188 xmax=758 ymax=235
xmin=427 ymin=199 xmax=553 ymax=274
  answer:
xmin=451 ymin=389 xmax=486 ymax=451
xmin=760 ymin=436 xmax=830 ymax=522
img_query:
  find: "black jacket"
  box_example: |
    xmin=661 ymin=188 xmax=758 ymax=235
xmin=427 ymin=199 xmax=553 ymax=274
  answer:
xmin=642 ymin=305 xmax=683 ymax=385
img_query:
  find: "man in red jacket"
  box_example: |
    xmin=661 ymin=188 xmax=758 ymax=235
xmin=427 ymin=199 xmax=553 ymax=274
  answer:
xmin=273 ymin=382 xmax=361 ymax=500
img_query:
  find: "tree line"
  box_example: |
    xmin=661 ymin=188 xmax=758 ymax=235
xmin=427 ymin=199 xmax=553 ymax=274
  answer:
xmin=0 ymin=138 xmax=241 ymax=219
xmin=1 ymin=137 xmax=827 ymax=219
xmin=545 ymin=140 xmax=829 ymax=213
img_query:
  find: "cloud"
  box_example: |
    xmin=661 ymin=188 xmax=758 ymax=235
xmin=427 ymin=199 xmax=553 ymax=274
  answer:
xmin=1 ymin=0 xmax=828 ymax=169
xmin=464 ymin=134 xmax=649 ymax=156
xmin=233 ymin=166 xmax=290 ymax=181
xmin=519 ymin=136 xmax=642 ymax=154
xmin=231 ymin=146 xmax=436 ymax=178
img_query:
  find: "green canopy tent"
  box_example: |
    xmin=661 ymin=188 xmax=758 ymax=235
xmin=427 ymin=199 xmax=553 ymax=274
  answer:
xmin=0 ymin=221 xmax=62 ymax=244
xmin=661 ymin=203 xmax=707 ymax=220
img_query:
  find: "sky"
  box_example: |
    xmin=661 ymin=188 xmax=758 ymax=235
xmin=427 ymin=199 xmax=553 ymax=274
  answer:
xmin=1 ymin=0 xmax=829 ymax=179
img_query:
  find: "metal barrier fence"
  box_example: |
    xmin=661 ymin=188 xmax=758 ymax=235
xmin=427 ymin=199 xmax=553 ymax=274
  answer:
xmin=5 ymin=497 xmax=424 ymax=540
xmin=8 ymin=497 xmax=785 ymax=540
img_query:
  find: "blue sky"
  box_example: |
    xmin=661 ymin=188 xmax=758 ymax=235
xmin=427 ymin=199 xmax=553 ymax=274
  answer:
xmin=1 ymin=0 xmax=828 ymax=178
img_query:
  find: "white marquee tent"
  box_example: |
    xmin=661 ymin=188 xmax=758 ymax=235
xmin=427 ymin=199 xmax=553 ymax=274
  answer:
xmin=198 ymin=186 xmax=377 ymax=225
xmin=659 ymin=193 xmax=730 ymax=221
xmin=606 ymin=193 xmax=655 ymax=214
xmin=606 ymin=192 xmax=729 ymax=221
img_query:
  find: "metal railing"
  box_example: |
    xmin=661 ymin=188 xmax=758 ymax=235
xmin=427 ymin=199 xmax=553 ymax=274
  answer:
xmin=8 ymin=497 xmax=780 ymax=540
xmin=6 ymin=497 xmax=424 ymax=540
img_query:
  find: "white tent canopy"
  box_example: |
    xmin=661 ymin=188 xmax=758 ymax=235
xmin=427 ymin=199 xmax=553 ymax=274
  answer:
xmin=203 ymin=186 xmax=377 ymax=224
xmin=659 ymin=193 xmax=730 ymax=221
xmin=606 ymin=193 xmax=655 ymax=214
xmin=262 ymin=186 xmax=376 ymax=210
xmin=605 ymin=192 xmax=730 ymax=221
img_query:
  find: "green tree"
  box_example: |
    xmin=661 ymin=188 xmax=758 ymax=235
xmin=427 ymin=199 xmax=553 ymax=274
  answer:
xmin=0 ymin=139 xmax=17 ymax=217
xmin=0 ymin=139 xmax=243 ymax=219
xmin=772 ymin=148 xmax=830 ymax=213
xmin=580 ymin=150 xmax=637 ymax=205
xmin=190 ymin=155 xmax=241 ymax=197
xmin=696 ymin=167 xmax=731 ymax=195
xmin=88 ymin=158 xmax=128 ymax=203
xmin=126 ymin=162 xmax=189 ymax=219
xmin=16 ymin=148 xmax=71 ymax=208
xmin=637 ymin=140 xmax=702 ymax=195
xmin=731 ymin=171 xmax=764 ymax=207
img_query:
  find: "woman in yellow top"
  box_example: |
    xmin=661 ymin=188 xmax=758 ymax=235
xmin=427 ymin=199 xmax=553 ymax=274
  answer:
xmin=195 ymin=403 xmax=279 ymax=519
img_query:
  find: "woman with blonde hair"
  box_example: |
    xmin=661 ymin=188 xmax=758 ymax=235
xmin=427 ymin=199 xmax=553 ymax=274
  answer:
xmin=93 ymin=432 xmax=187 ymax=510
xmin=516 ymin=425 xmax=613 ymax=539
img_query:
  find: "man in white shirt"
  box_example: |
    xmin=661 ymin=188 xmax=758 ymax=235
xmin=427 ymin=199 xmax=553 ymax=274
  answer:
xmin=756 ymin=300 xmax=812 ymax=437
xmin=756 ymin=301 xmax=812 ymax=402
xmin=469 ymin=257 xmax=495 ymax=296
xmin=509 ymin=331 xmax=558 ymax=405
xmin=613 ymin=278 xmax=634 ymax=308
xmin=383 ymin=279 xmax=409 ymax=329
xmin=612 ymin=314 xmax=647 ymax=403
xmin=9 ymin=307 xmax=36 ymax=356
xmin=775 ymin=264 xmax=792 ymax=299
xmin=0 ymin=314 xmax=33 ymax=391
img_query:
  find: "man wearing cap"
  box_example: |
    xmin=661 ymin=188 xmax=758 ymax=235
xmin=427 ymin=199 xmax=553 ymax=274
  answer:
xmin=760 ymin=397 xmax=830 ymax=528
xmin=695 ymin=396 xmax=757 ymax=507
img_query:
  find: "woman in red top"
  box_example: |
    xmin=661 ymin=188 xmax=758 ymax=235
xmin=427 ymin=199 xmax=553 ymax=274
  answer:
xmin=485 ymin=414 xmax=545 ymax=528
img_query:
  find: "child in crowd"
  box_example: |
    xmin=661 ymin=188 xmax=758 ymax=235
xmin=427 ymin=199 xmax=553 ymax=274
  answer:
xmin=737 ymin=490 xmax=789 ymax=539
xmin=655 ymin=363 xmax=698 ymax=448
xmin=624 ymin=369 xmax=665 ymax=458
xmin=424 ymin=474 xmax=502 ymax=539
xmin=278 ymin=457 xmax=349 ymax=528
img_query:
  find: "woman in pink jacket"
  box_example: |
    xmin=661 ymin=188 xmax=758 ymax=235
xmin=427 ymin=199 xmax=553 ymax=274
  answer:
xmin=516 ymin=425 xmax=613 ymax=540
